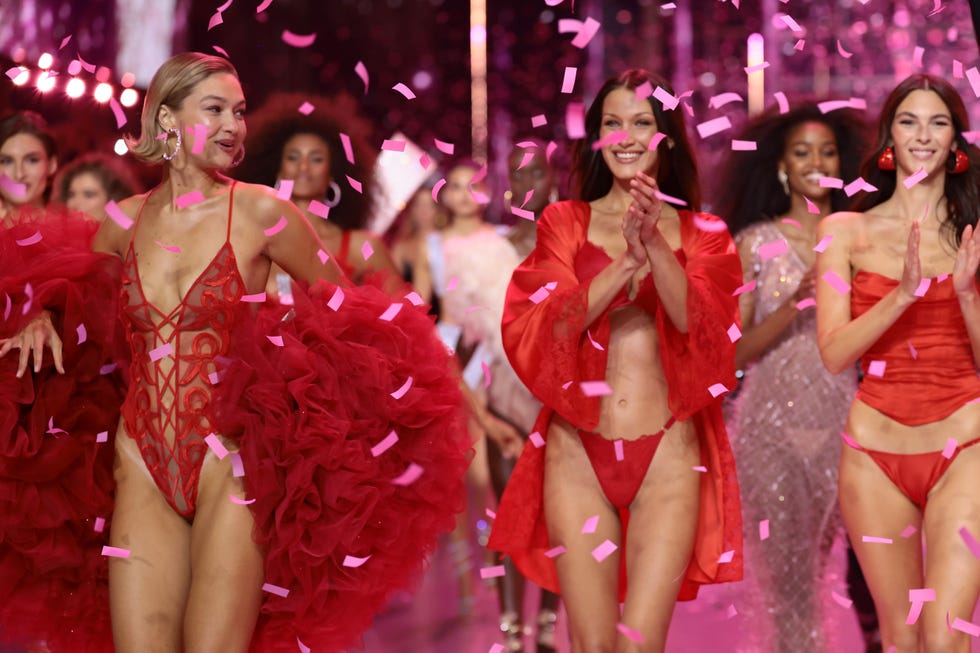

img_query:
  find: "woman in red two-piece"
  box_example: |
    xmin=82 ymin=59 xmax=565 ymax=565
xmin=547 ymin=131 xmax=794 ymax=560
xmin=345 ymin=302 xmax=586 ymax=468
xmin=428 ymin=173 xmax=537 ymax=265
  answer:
xmin=488 ymin=69 xmax=743 ymax=652
xmin=817 ymin=74 xmax=980 ymax=652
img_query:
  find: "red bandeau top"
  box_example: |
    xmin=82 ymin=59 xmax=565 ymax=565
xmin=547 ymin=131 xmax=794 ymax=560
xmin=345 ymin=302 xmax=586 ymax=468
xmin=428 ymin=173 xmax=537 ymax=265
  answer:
xmin=850 ymin=269 xmax=980 ymax=425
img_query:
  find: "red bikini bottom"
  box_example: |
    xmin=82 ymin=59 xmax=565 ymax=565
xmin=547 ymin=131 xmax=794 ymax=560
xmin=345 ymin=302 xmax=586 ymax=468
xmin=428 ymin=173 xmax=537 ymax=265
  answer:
xmin=577 ymin=416 xmax=676 ymax=510
xmin=863 ymin=437 xmax=980 ymax=509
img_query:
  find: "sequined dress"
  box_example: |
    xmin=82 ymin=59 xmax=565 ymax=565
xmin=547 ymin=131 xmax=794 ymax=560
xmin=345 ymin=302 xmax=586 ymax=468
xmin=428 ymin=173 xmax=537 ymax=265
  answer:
xmin=727 ymin=221 xmax=857 ymax=653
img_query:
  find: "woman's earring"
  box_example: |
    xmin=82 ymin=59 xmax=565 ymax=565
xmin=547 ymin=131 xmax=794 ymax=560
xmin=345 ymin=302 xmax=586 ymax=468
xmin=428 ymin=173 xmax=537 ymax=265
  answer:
xmin=162 ymin=126 xmax=182 ymax=162
xmin=777 ymin=169 xmax=789 ymax=196
xmin=324 ymin=180 xmax=342 ymax=208
xmin=231 ymin=145 xmax=245 ymax=167
xmin=949 ymin=149 xmax=969 ymax=174
xmin=877 ymin=146 xmax=896 ymax=171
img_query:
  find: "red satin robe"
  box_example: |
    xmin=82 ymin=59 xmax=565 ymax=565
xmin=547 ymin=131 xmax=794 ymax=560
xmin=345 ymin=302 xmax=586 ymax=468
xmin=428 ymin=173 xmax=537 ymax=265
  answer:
xmin=487 ymin=200 xmax=744 ymax=601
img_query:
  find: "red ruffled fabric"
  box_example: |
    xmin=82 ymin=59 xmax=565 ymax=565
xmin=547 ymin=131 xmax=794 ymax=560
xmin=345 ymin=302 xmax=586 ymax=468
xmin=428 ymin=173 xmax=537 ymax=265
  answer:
xmin=213 ymin=279 xmax=470 ymax=652
xmin=0 ymin=207 xmax=124 ymax=652
xmin=487 ymin=200 xmax=744 ymax=601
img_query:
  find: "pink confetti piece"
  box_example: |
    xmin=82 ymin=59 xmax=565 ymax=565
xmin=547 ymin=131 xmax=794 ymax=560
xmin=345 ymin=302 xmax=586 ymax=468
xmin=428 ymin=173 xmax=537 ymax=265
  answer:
xmin=392 ymin=82 xmax=416 ymax=99
xmin=794 ymin=39 xmax=806 ymax=51
xmin=481 ymin=361 xmax=492 ymax=388
xmin=653 ymin=190 xmax=687 ymax=206
xmin=425 ymin=139 xmax=453 ymax=158
xmin=906 ymin=588 xmax=936 ymax=625
xmin=708 ymin=92 xmax=743 ymax=109
xmin=546 ymin=140 xmax=558 ymax=162
xmin=696 ymin=116 xmax=733 ymax=139
xmin=59 ymin=34 xmax=72 ymax=48
xmin=240 ymin=292 xmax=267 ymax=303
xmin=928 ymin=0 xmax=946 ymax=16
xmin=647 ymin=132 xmax=667 ymax=151
xmin=780 ymin=13 xmax=803 ymax=32
xmin=862 ymin=536 xmax=893 ymax=544
xmin=660 ymin=1 xmax=676 ymax=9
xmin=726 ymin=604 xmax=739 ymax=619
xmin=822 ymin=270 xmax=852 ymax=295
xmin=262 ymin=582 xmax=290 ymax=598
xmin=475 ymin=564 xmax=506 ymax=579
xmin=561 ymin=66 xmax=577 ymax=93
xmin=99 ymin=363 xmax=117 ymax=375
xmin=718 ymin=550 xmax=735 ymax=563
xmin=392 ymin=462 xmax=424 ymax=486
xmin=404 ymin=291 xmax=424 ymax=306
xmin=486 ymin=508 xmax=497 ymax=519
xmin=256 ymin=0 xmax=273 ymax=12
xmin=335 ymin=132 xmax=354 ymax=164
xmin=297 ymin=101 xmax=314 ymax=116
xmin=94 ymin=517 xmax=106 ymax=532
xmin=346 ymin=175 xmax=363 ymax=193
xmin=733 ymin=280 xmax=758 ymax=296
xmin=266 ymin=335 xmax=284 ymax=347
xmin=15 ymin=231 xmax=42 ymax=246
xmin=653 ymin=86 xmax=679 ymax=111
xmin=316 ymin=249 xmax=330 ymax=265
xmin=230 ymin=456 xmax=244 ymax=484
xmin=566 ymin=103 xmax=585 ymax=139
xmin=46 ymin=417 xmax=67 ymax=435
xmin=354 ymin=61 xmax=369 ymax=92
xmin=307 ymin=199 xmax=330 ymax=220
xmin=582 ymin=515 xmax=599 ymax=534
xmin=390 ymin=376 xmax=413 ymax=399
xmin=592 ymin=539 xmax=618 ymax=562
xmin=813 ymin=234 xmax=833 ymax=252
xmin=867 ymin=360 xmax=886 ymax=377
xmin=913 ymin=46 xmax=925 ymax=69
xmin=952 ymin=618 xmax=980 ymax=637
xmin=961 ymin=526 xmax=980 ymax=558
xmin=731 ymin=139 xmax=757 ymax=151
xmin=900 ymin=525 xmax=918 ymax=538
xmin=796 ymin=297 xmax=816 ymax=310
xmin=371 ymin=431 xmax=398 ymax=458
xmin=580 ymin=380 xmax=612 ymax=397
xmin=327 ymin=287 xmax=345 ymax=311
xmin=782 ymin=218 xmax=801 ymax=229
xmin=692 ymin=465 xmax=708 ymax=472
xmin=22 ymin=282 xmax=32 ymax=316
xmin=149 ymin=343 xmax=174 ymax=362
xmin=282 ymin=30 xmax=316 ymax=47
xmin=759 ymin=519 xmax=770 ymax=540
xmin=591 ymin=129 xmax=627 ymax=150
xmin=844 ymin=177 xmax=878 ymax=197
xmin=489 ymin=646 xmax=505 ymax=653
xmin=773 ymin=91 xmax=789 ymax=114
xmin=570 ymin=16 xmax=601 ymax=48
xmin=204 ymin=433 xmax=229 ymax=459
xmin=174 ymin=190 xmax=205 ymax=209
xmin=693 ymin=214 xmax=729 ymax=233
xmin=913 ymin=277 xmax=931 ymax=297
xmin=616 ymin=623 xmax=644 ymax=643
xmin=954 ymin=60 xmax=965 ymax=79
xmin=818 ymin=176 xmax=844 ymax=189
xmin=185 ymin=123 xmax=207 ymax=155
xmin=511 ymin=205 xmax=535 ymax=221
xmin=96 ymin=430 xmax=108 ymax=443
xmin=727 ymin=323 xmax=741 ymax=343
xmin=529 ymin=287 xmax=551 ymax=304
xmin=208 ymin=11 xmax=224 ymax=30
xmin=613 ymin=439 xmax=625 ymax=462
xmin=275 ymin=179 xmax=296 ymax=200
xmin=634 ymin=80 xmax=653 ymax=101
xmin=586 ymin=329 xmax=605 ymax=350
xmin=381 ymin=139 xmax=406 ymax=152
xmin=937 ymin=273 xmax=949 ymax=283
xmin=378 ymin=303 xmax=403 ymax=322
xmin=840 ymin=431 xmax=864 ymax=451
xmin=154 ymin=240 xmax=181 ymax=253
xmin=836 ymin=39 xmax=853 ymax=58
xmin=102 ymin=546 xmax=130 ymax=558
xmin=744 ymin=61 xmax=770 ymax=74
xmin=759 ymin=239 xmax=788 ymax=261
xmin=360 ymin=240 xmax=374 ymax=261
xmin=903 ymin=167 xmax=928 ymax=189
xmin=264 ymin=216 xmax=288 ymax=237
xmin=832 ymin=591 xmax=854 ymax=608
xmin=343 ymin=554 xmax=371 ymax=568
xmin=0 ymin=174 xmax=26 ymax=198
xmin=76 ymin=54 xmax=96 ymax=73
xmin=446 ymin=277 xmax=459 ymax=292
xmin=229 ymin=494 xmax=256 ymax=505
xmin=941 ymin=437 xmax=958 ymax=459
xmin=212 ymin=45 xmax=230 ymax=58
xmin=418 ymin=152 xmax=432 ymax=170
xmin=73 ymin=323 xmax=87 ymax=345
xmin=708 ymin=383 xmax=729 ymax=398
xmin=544 ymin=545 xmax=566 ymax=558
xmin=528 ymin=431 xmax=546 ymax=448
xmin=109 ymin=97 xmax=127 ymax=129
xmin=803 ymin=195 xmax=821 ymax=214
xmin=530 ymin=114 xmax=548 ymax=128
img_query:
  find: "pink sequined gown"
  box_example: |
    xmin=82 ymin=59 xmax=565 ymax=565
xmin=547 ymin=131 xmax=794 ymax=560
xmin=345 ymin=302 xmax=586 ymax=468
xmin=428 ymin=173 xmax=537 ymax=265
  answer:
xmin=727 ymin=221 xmax=857 ymax=653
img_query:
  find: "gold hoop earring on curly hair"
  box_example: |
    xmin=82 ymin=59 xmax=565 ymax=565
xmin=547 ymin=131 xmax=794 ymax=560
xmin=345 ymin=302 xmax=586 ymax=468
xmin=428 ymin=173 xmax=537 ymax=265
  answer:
xmin=161 ymin=127 xmax=182 ymax=162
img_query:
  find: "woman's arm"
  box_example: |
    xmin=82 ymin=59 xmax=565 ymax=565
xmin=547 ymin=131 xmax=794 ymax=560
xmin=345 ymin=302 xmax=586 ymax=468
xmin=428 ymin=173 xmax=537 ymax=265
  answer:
xmin=953 ymin=223 xmax=980 ymax=367
xmin=816 ymin=213 xmax=918 ymax=375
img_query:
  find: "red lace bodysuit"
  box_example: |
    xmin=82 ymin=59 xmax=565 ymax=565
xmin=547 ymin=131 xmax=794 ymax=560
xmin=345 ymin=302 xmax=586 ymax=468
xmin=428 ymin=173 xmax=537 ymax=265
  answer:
xmin=119 ymin=184 xmax=245 ymax=519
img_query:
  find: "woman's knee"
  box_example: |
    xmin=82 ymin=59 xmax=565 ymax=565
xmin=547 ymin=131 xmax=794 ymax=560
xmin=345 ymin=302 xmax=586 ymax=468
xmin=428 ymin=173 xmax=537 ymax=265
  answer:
xmin=921 ymin=624 xmax=966 ymax=653
xmin=880 ymin=620 xmax=920 ymax=652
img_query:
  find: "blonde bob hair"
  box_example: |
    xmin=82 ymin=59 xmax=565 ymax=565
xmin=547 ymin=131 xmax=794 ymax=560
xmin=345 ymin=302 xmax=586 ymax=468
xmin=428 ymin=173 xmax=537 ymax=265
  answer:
xmin=126 ymin=52 xmax=238 ymax=163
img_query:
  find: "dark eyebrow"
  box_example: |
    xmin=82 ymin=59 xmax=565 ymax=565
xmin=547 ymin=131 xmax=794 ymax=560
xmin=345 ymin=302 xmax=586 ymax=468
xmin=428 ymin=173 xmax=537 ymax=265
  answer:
xmin=896 ymin=110 xmax=951 ymax=120
xmin=602 ymin=112 xmax=654 ymax=119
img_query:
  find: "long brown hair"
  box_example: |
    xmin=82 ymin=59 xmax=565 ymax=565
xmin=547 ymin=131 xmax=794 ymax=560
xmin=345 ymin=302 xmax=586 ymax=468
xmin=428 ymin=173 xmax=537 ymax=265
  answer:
xmin=571 ymin=69 xmax=701 ymax=211
xmin=854 ymin=74 xmax=980 ymax=248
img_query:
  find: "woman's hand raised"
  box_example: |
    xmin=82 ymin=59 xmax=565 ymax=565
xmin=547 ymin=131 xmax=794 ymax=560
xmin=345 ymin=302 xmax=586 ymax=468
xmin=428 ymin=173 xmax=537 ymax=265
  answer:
xmin=0 ymin=310 xmax=64 ymax=377
xmin=953 ymin=222 xmax=980 ymax=298
xmin=898 ymin=221 xmax=922 ymax=304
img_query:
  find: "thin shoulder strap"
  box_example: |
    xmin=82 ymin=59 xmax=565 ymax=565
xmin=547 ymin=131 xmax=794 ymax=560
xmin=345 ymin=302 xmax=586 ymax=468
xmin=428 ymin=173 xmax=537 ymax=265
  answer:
xmin=226 ymin=181 xmax=236 ymax=241
xmin=339 ymin=229 xmax=352 ymax=265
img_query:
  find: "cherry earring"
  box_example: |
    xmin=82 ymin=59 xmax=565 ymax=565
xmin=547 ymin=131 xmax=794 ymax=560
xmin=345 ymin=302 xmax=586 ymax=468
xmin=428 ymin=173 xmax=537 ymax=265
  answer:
xmin=877 ymin=146 xmax=895 ymax=171
xmin=949 ymin=149 xmax=969 ymax=174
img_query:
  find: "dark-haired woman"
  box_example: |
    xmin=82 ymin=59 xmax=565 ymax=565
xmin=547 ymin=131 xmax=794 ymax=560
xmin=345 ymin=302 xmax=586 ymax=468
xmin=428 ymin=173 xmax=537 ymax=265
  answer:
xmin=818 ymin=74 xmax=980 ymax=652
xmin=488 ymin=69 xmax=742 ymax=652
xmin=715 ymin=102 xmax=872 ymax=652
xmin=54 ymin=152 xmax=140 ymax=222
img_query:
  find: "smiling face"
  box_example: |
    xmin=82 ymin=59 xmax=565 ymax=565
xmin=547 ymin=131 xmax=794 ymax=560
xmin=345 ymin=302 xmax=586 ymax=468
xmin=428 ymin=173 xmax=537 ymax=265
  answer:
xmin=598 ymin=87 xmax=659 ymax=182
xmin=779 ymin=121 xmax=840 ymax=201
xmin=278 ymin=133 xmax=331 ymax=200
xmin=159 ymin=72 xmax=246 ymax=170
xmin=889 ymin=89 xmax=956 ymax=178
xmin=0 ymin=132 xmax=56 ymax=207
